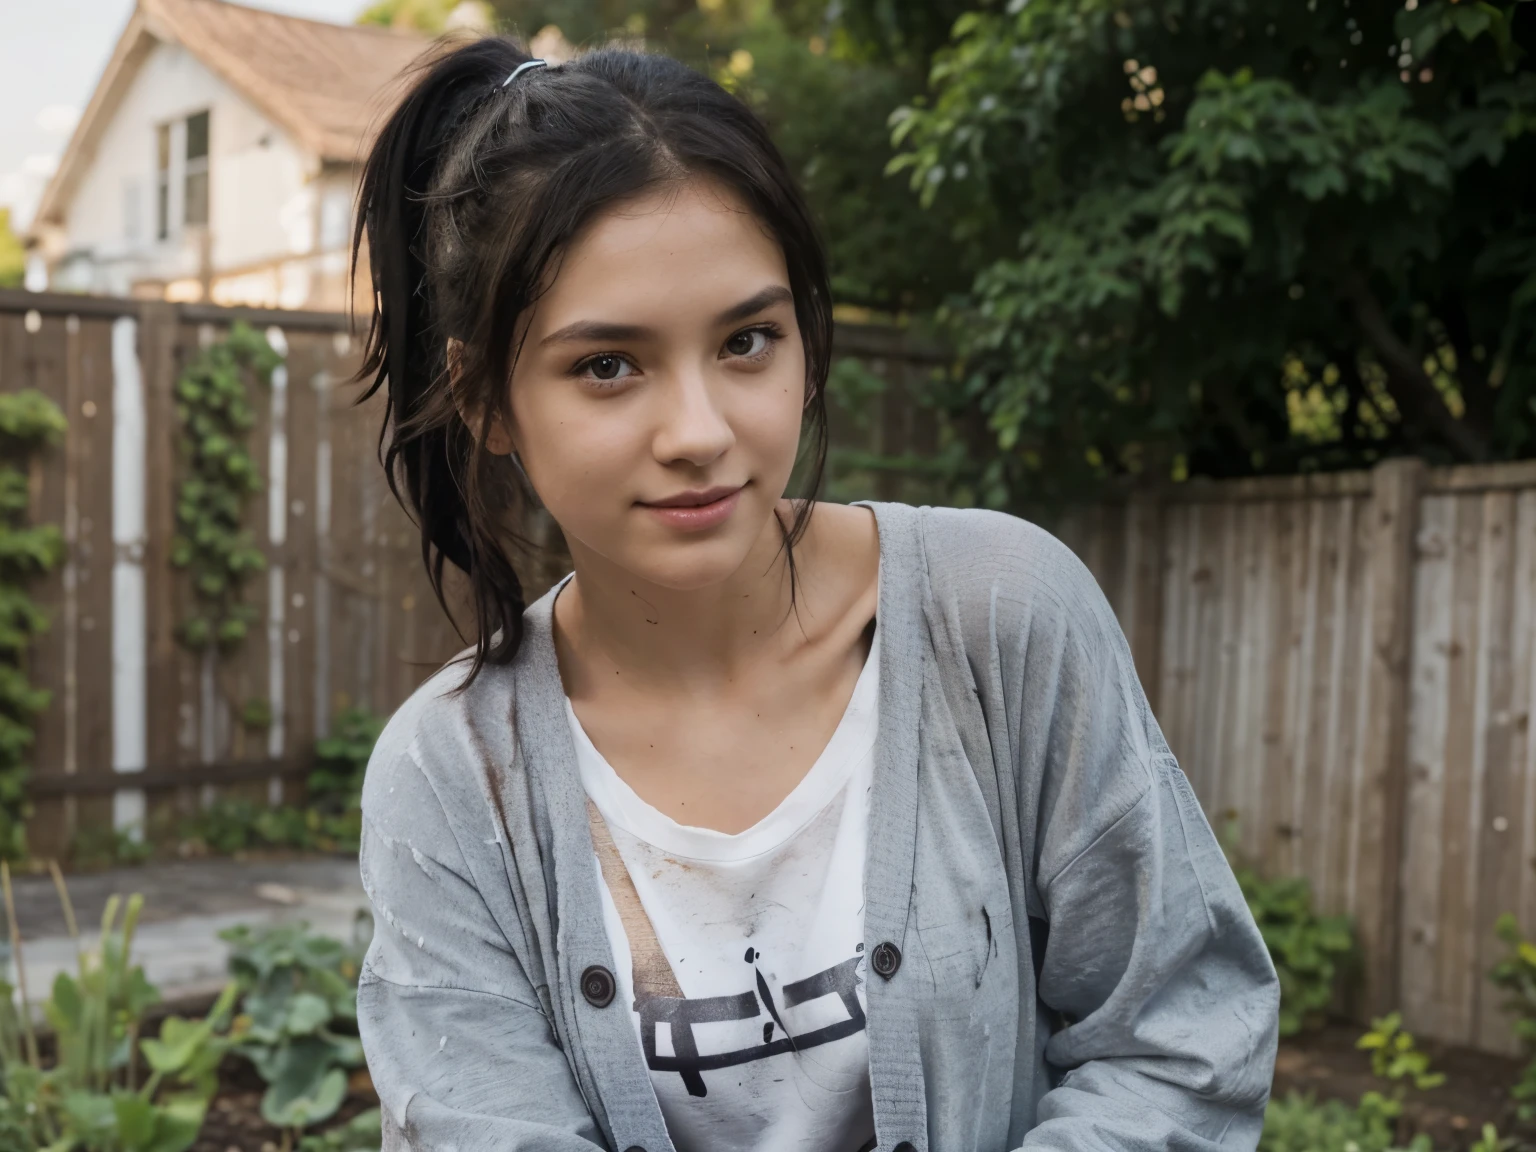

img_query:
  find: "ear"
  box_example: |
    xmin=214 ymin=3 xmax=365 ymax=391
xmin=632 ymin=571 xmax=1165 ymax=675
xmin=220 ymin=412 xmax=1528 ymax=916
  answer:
xmin=447 ymin=337 xmax=516 ymax=456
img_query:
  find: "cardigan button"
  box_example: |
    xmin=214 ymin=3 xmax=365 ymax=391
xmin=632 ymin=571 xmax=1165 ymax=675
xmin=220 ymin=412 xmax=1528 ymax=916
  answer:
xmin=894 ymin=1143 xmax=917 ymax=1152
xmin=622 ymin=1147 xmax=647 ymax=1152
xmin=871 ymin=941 xmax=902 ymax=979
xmin=581 ymin=964 xmax=616 ymax=1008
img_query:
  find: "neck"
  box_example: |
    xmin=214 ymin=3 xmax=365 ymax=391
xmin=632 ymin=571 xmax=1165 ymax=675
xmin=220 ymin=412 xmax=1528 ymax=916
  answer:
xmin=556 ymin=503 xmax=812 ymax=693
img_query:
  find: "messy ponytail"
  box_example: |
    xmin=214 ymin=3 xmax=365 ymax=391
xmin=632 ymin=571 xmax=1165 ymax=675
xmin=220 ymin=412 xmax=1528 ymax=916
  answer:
xmin=352 ymin=37 xmax=833 ymax=686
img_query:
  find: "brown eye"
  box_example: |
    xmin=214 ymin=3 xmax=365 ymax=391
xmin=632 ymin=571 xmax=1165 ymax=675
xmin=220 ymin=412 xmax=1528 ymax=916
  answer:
xmin=591 ymin=355 xmax=625 ymax=380
xmin=725 ymin=329 xmax=771 ymax=358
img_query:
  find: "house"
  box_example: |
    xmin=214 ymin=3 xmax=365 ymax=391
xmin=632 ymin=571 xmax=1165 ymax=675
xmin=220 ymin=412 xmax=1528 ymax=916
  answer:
xmin=27 ymin=0 xmax=428 ymax=310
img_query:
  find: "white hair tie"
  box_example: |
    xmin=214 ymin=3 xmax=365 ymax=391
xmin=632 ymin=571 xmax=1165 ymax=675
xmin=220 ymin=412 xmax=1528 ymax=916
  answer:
xmin=502 ymin=59 xmax=547 ymax=87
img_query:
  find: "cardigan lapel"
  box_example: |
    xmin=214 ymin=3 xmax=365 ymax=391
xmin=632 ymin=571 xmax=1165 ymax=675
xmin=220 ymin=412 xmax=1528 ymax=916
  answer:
xmin=515 ymin=589 xmax=677 ymax=1152
xmin=858 ymin=501 xmax=931 ymax=1151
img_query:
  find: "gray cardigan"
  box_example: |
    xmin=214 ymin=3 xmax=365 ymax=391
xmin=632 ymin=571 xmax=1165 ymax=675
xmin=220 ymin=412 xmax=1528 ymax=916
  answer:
xmin=357 ymin=502 xmax=1279 ymax=1152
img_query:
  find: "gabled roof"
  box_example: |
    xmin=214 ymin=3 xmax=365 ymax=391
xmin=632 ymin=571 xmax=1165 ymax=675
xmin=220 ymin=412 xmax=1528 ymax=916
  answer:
xmin=33 ymin=0 xmax=428 ymax=230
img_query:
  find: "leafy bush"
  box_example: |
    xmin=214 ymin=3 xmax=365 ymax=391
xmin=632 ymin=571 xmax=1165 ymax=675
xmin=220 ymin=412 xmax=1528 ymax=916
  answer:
xmin=1356 ymin=1012 xmax=1445 ymax=1091
xmin=310 ymin=709 xmax=386 ymax=813
xmin=1260 ymin=1091 xmax=1431 ymax=1152
xmin=1489 ymin=912 xmax=1536 ymax=1122
xmin=0 ymin=870 xmax=242 ymax=1152
xmin=1223 ymin=824 xmax=1356 ymax=1035
xmin=887 ymin=0 xmax=1536 ymax=500
xmin=175 ymin=799 xmax=363 ymax=858
xmin=221 ymin=917 xmax=370 ymax=1132
xmin=1468 ymin=1123 xmax=1516 ymax=1152
xmin=298 ymin=1107 xmax=383 ymax=1152
xmin=69 ymin=824 xmax=155 ymax=870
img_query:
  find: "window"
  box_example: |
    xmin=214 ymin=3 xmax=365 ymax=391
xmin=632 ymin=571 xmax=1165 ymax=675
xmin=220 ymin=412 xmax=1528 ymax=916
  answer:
xmin=155 ymin=123 xmax=170 ymax=240
xmin=184 ymin=110 xmax=209 ymax=226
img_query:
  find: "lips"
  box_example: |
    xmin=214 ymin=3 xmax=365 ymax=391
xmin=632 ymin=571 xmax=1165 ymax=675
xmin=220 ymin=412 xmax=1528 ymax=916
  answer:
xmin=637 ymin=485 xmax=746 ymax=532
xmin=641 ymin=485 xmax=743 ymax=509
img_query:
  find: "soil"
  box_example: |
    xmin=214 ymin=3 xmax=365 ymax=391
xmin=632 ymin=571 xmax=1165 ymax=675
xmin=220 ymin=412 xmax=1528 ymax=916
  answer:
xmin=190 ymin=1059 xmax=378 ymax=1152
xmin=1274 ymin=1022 xmax=1532 ymax=1149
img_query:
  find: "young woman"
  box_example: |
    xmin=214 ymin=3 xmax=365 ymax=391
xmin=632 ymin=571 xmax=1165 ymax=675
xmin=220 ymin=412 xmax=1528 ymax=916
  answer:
xmin=353 ymin=35 xmax=1279 ymax=1152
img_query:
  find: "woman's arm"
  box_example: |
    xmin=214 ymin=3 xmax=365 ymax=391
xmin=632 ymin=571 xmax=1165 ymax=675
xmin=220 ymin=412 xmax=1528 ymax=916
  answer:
xmin=1007 ymin=521 xmax=1278 ymax=1151
xmin=357 ymin=736 xmax=604 ymax=1151
xmin=924 ymin=506 xmax=1279 ymax=1151
xmin=1026 ymin=752 xmax=1278 ymax=1150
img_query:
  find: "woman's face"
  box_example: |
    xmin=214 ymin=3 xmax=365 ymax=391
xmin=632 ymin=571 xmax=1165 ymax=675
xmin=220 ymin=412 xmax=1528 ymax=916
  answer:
xmin=493 ymin=177 xmax=807 ymax=591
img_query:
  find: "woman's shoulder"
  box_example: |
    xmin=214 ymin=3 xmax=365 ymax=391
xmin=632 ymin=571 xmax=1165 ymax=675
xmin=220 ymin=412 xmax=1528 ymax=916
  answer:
xmin=890 ymin=503 xmax=1112 ymax=627
xmin=863 ymin=502 xmax=1130 ymax=683
xmin=362 ymin=644 xmax=521 ymax=819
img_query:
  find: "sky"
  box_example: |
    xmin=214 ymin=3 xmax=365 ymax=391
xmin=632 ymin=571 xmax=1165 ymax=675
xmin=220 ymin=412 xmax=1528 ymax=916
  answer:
xmin=1 ymin=0 xmax=369 ymax=230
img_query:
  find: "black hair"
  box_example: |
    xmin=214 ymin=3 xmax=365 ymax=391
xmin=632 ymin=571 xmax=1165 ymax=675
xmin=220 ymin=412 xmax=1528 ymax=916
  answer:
xmin=352 ymin=36 xmax=833 ymax=686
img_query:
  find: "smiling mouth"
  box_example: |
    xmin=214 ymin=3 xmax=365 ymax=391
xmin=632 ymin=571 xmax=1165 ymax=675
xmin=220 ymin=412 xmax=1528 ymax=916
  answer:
xmin=640 ymin=485 xmax=744 ymax=509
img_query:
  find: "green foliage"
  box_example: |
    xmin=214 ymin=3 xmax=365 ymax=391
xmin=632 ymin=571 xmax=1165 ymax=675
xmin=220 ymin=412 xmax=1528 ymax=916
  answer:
xmin=1468 ymin=1123 xmax=1516 ymax=1152
xmin=69 ymin=824 xmax=155 ymax=870
xmin=171 ymin=322 xmax=279 ymax=653
xmin=1227 ymin=842 xmax=1356 ymax=1036
xmin=221 ymin=918 xmax=370 ymax=1132
xmin=168 ymin=710 xmax=382 ymax=859
xmin=887 ymin=0 xmax=1536 ymax=501
xmin=1356 ymin=1012 xmax=1446 ymax=1091
xmin=298 ymin=1108 xmax=383 ymax=1152
xmin=0 ymin=208 xmax=23 ymax=290
xmin=727 ymin=14 xmax=971 ymax=312
xmin=356 ymin=0 xmax=485 ymax=31
xmin=0 ymin=390 xmax=66 ymax=861
xmin=175 ymin=798 xmax=363 ymax=858
xmin=1489 ymin=912 xmax=1536 ymax=1121
xmin=0 ymin=889 xmax=242 ymax=1152
xmin=240 ymin=698 xmax=274 ymax=732
xmin=1259 ymin=1091 xmax=1432 ymax=1152
xmin=310 ymin=709 xmax=385 ymax=813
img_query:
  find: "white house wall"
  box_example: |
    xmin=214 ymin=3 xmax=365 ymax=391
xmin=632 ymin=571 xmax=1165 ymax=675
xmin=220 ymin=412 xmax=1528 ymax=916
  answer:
xmin=58 ymin=39 xmax=323 ymax=300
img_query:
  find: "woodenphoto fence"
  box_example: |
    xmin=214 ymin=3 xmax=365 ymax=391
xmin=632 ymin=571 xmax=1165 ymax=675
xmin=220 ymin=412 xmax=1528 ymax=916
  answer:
xmin=3 ymin=286 xmax=1534 ymax=1057
xmin=1046 ymin=462 xmax=1536 ymax=1058
xmin=0 ymin=288 xmax=463 ymax=861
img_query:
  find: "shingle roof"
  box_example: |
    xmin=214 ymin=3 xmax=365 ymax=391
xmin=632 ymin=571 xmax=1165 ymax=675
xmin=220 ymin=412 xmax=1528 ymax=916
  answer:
xmin=143 ymin=0 xmax=429 ymax=163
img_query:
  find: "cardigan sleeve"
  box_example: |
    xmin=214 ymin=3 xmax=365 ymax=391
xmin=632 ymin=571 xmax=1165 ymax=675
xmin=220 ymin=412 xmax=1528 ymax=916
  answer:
xmin=356 ymin=733 xmax=605 ymax=1151
xmin=930 ymin=507 xmax=1280 ymax=1152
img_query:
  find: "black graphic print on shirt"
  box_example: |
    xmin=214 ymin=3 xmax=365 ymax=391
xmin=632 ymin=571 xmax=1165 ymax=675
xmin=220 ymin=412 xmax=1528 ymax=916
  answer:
xmin=635 ymin=948 xmax=866 ymax=1099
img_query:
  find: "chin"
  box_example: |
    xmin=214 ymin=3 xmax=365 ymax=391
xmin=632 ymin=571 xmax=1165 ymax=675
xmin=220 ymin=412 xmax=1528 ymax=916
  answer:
xmin=621 ymin=541 xmax=757 ymax=593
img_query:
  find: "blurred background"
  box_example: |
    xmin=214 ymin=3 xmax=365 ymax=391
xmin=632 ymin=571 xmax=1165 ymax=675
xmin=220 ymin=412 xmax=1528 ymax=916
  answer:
xmin=2 ymin=5 xmax=1536 ymax=1151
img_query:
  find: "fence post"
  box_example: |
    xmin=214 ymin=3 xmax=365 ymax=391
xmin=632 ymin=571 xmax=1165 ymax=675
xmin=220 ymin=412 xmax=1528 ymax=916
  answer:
xmin=133 ymin=302 xmax=180 ymax=812
xmin=1357 ymin=457 xmax=1424 ymax=1018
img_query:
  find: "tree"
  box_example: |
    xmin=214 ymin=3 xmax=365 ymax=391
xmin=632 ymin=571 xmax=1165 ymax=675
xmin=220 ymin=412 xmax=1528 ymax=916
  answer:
xmin=888 ymin=0 xmax=1536 ymax=502
xmin=0 ymin=209 xmax=24 ymax=290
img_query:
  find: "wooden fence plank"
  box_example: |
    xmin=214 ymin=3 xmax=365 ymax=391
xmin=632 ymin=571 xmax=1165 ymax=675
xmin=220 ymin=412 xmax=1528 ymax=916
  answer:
xmin=1360 ymin=459 xmax=1422 ymax=1019
xmin=1514 ymin=491 xmax=1536 ymax=1023
xmin=1403 ymin=491 xmax=1454 ymax=1036
xmin=1435 ymin=493 xmax=1484 ymax=1044
xmin=1472 ymin=490 xmax=1519 ymax=1053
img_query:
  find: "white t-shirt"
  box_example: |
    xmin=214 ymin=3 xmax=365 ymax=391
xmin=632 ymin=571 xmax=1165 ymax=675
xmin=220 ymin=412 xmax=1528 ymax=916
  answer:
xmin=567 ymin=626 xmax=880 ymax=1152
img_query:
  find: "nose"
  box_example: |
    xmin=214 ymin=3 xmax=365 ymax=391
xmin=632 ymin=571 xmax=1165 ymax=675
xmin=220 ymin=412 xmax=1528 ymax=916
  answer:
xmin=651 ymin=367 xmax=735 ymax=469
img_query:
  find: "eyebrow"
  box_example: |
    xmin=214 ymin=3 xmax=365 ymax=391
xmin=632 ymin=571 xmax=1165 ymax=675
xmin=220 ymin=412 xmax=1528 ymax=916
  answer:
xmin=537 ymin=285 xmax=795 ymax=348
